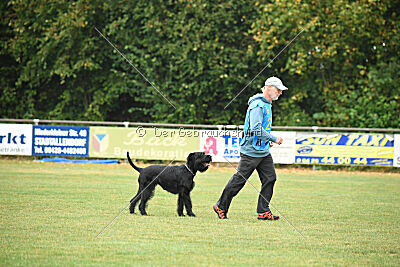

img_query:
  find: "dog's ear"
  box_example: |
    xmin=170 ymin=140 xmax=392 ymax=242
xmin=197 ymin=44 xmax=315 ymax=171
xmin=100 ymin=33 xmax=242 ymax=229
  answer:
xmin=187 ymin=152 xmax=195 ymax=163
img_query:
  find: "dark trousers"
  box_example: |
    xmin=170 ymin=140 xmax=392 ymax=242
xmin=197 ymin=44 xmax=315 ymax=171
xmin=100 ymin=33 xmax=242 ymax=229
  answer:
xmin=217 ymin=153 xmax=276 ymax=214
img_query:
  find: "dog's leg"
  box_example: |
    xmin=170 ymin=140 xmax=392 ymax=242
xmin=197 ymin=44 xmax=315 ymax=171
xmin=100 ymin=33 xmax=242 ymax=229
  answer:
xmin=181 ymin=189 xmax=196 ymax=217
xmin=139 ymin=183 xmax=156 ymax=216
xmin=177 ymin=194 xmax=185 ymax=216
xmin=129 ymin=186 xmax=142 ymax=214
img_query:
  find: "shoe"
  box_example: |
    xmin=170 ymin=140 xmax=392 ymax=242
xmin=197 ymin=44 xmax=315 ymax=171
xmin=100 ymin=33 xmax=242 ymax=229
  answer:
xmin=213 ymin=204 xmax=228 ymax=219
xmin=258 ymin=210 xmax=280 ymax=220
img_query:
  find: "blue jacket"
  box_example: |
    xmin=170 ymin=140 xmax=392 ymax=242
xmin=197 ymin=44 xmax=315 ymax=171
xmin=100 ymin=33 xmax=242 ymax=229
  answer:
xmin=239 ymin=93 xmax=277 ymax=157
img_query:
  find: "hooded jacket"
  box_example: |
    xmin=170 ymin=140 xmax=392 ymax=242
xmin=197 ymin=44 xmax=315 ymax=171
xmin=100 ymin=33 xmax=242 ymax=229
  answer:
xmin=239 ymin=93 xmax=277 ymax=157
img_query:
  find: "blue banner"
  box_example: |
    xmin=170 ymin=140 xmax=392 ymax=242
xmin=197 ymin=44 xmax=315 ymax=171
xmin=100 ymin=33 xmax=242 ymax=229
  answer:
xmin=32 ymin=125 xmax=89 ymax=157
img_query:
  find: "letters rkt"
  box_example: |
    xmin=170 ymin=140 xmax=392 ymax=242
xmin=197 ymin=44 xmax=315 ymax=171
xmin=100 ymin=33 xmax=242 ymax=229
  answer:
xmin=0 ymin=133 xmax=26 ymax=144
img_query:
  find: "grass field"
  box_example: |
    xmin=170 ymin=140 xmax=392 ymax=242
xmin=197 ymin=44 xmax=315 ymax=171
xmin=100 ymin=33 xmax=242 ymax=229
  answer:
xmin=1 ymin=159 xmax=399 ymax=266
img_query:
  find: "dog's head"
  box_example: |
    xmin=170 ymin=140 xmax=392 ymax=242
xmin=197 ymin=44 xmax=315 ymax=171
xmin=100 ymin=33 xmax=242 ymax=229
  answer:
xmin=187 ymin=152 xmax=212 ymax=173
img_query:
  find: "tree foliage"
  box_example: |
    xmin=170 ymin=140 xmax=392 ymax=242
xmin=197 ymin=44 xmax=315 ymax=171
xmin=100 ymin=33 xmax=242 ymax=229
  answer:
xmin=251 ymin=0 xmax=400 ymax=127
xmin=1 ymin=0 xmax=399 ymax=128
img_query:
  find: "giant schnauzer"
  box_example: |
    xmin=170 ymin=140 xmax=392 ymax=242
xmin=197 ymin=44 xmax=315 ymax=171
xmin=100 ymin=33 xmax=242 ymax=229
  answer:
xmin=127 ymin=152 xmax=212 ymax=217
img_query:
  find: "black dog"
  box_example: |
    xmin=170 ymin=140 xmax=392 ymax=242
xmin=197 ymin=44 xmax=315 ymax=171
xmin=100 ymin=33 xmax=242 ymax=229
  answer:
xmin=127 ymin=152 xmax=212 ymax=217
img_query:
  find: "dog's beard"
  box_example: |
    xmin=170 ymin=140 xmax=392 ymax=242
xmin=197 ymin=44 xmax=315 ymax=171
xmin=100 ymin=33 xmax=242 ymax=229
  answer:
xmin=197 ymin=158 xmax=212 ymax=172
xmin=188 ymin=153 xmax=212 ymax=173
xmin=198 ymin=165 xmax=209 ymax=172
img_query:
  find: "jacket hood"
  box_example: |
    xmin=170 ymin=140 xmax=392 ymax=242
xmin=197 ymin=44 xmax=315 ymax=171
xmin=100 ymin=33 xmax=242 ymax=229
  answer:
xmin=248 ymin=93 xmax=270 ymax=105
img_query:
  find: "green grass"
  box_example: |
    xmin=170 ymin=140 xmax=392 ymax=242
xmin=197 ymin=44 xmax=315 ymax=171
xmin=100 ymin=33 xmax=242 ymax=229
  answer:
xmin=1 ymin=159 xmax=399 ymax=266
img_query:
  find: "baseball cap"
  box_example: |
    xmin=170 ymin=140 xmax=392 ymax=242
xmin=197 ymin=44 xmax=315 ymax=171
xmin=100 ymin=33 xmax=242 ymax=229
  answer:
xmin=264 ymin=77 xmax=288 ymax=91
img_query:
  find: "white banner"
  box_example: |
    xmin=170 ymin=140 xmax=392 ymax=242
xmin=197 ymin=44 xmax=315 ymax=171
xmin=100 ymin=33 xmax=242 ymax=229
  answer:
xmin=269 ymin=131 xmax=296 ymax=164
xmin=200 ymin=130 xmax=296 ymax=164
xmin=0 ymin=124 xmax=33 ymax=155
xmin=200 ymin=130 xmax=241 ymax=162
xmin=394 ymin=134 xmax=400 ymax=167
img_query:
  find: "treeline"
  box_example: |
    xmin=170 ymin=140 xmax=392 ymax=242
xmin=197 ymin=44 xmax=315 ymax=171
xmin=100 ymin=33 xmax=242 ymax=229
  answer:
xmin=1 ymin=0 xmax=399 ymax=128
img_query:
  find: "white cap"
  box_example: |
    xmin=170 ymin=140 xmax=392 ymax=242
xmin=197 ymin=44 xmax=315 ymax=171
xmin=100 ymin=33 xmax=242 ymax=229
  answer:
xmin=264 ymin=77 xmax=288 ymax=91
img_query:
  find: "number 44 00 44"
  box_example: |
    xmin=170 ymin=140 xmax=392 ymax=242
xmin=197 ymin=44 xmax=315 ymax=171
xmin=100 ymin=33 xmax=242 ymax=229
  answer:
xmin=320 ymin=157 xmax=367 ymax=165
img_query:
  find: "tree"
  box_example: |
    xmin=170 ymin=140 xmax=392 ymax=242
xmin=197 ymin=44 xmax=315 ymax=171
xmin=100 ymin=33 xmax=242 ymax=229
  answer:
xmin=251 ymin=0 xmax=400 ymax=127
xmin=101 ymin=0 xmax=260 ymax=124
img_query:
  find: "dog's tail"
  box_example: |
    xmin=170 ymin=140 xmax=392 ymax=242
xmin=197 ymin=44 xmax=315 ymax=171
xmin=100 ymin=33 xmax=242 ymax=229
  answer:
xmin=127 ymin=152 xmax=143 ymax=173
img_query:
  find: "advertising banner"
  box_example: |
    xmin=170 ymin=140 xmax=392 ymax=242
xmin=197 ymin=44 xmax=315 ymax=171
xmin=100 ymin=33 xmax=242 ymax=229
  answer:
xmin=200 ymin=129 xmax=242 ymax=162
xmin=295 ymin=132 xmax=394 ymax=166
xmin=269 ymin=131 xmax=296 ymax=164
xmin=394 ymin=134 xmax=400 ymax=167
xmin=0 ymin=124 xmax=32 ymax=155
xmin=200 ymin=130 xmax=296 ymax=164
xmin=32 ymin=125 xmax=89 ymax=157
xmin=89 ymin=126 xmax=200 ymax=161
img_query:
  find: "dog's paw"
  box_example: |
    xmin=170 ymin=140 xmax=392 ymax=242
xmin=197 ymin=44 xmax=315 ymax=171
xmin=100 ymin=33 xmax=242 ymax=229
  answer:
xmin=187 ymin=213 xmax=196 ymax=217
xmin=178 ymin=214 xmax=185 ymax=217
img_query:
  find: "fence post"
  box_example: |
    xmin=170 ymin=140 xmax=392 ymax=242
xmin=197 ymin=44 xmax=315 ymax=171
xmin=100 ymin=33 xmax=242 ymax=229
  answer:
xmin=32 ymin=119 xmax=40 ymax=160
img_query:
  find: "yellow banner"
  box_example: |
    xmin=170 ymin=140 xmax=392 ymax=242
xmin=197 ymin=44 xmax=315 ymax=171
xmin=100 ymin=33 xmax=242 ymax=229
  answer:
xmin=295 ymin=133 xmax=394 ymax=166
xmin=89 ymin=127 xmax=200 ymax=161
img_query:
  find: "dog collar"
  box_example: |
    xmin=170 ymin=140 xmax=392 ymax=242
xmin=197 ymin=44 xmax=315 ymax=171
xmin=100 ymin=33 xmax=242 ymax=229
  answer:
xmin=184 ymin=164 xmax=194 ymax=176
